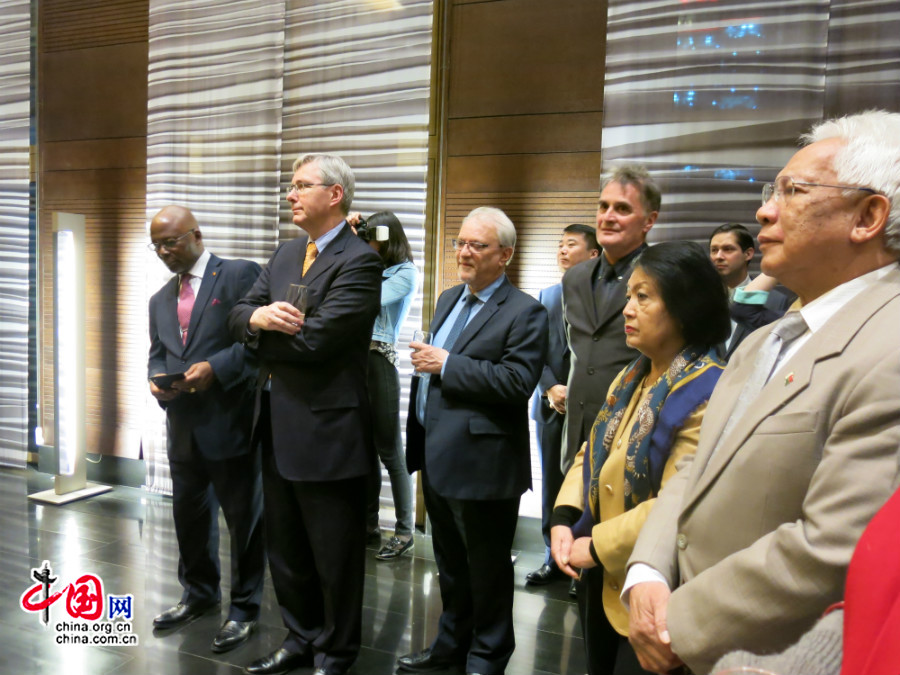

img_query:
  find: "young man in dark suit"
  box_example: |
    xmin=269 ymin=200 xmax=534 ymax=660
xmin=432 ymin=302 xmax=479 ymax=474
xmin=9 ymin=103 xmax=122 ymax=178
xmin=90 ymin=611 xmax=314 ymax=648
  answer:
xmin=398 ymin=207 xmax=548 ymax=675
xmin=148 ymin=205 xmax=264 ymax=653
xmin=526 ymin=224 xmax=599 ymax=587
xmin=708 ymin=222 xmax=792 ymax=359
xmin=228 ymin=154 xmax=382 ymax=675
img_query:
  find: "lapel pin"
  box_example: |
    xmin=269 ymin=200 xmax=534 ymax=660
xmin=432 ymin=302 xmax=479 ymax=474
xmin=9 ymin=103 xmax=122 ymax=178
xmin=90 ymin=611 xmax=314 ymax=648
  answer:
xmin=212 ymin=271 xmax=217 ymax=276
xmin=785 ymin=373 xmax=794 ymax=386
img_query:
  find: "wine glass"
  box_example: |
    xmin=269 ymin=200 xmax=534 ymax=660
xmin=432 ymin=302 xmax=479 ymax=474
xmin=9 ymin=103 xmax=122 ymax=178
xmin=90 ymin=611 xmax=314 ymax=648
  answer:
xmin=411 ymin=329 xmax=432 ymax=378
xmin=285 ymin=284 xmax=309 ymax=319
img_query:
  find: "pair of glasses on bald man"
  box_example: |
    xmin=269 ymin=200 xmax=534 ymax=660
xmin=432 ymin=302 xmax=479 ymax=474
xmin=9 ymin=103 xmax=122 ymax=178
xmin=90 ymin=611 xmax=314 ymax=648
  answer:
xmin=761 ymin=176 xmax=878 ymax=206
xmin=147 ymin=229 xmax=195 ymax=252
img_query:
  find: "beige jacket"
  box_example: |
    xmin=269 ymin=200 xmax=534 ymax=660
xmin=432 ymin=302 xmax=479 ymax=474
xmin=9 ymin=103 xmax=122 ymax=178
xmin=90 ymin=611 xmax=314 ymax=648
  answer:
xmin=628 ymin=265 xmax=900 ymax=674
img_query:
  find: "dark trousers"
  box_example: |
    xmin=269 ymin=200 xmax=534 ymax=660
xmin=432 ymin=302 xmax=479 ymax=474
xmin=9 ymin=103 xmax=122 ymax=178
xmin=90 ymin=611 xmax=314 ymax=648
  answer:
xmin=577 ymin=568 xmax=655 ymax=675
xmin=535 ymin=404 xmax=565 ymax=562
xmin=366 ymin=350 xmax=414 ymax=536
xmin=260 ymin=414 xmax=367 ymax=674
xmin=423 ymin=470 xmax=520 ymax=675
xmin=169 ymin=442 xmax=265 ymax=621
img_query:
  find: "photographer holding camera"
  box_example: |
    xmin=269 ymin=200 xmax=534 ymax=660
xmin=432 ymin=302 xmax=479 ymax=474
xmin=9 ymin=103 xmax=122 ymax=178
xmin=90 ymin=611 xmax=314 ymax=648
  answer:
xmin=348 ymin=210 xmax=419 ymax=560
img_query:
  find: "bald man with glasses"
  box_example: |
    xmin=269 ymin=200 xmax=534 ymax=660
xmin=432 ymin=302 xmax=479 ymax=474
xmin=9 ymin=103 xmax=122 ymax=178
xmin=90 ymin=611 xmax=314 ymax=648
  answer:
xmin=147 ymin=205 xmax=265 ymax=653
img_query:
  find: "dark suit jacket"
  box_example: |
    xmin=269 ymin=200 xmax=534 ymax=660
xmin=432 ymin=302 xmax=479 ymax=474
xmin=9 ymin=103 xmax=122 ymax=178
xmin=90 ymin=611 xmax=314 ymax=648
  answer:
xmin=148 ymin=254 xmax=261 ymax=461
xmin=228 ymin=224 xmax=383 ymax=482
xmin=725 ymin=284 xmax=795 ymax=360
xmin=530 ymin=283 xmax=567 ymax=424
xmin=406 ymin=277 xmax=548 ymax=501
xmin=560 ymin=254 xmax=639 ymax=470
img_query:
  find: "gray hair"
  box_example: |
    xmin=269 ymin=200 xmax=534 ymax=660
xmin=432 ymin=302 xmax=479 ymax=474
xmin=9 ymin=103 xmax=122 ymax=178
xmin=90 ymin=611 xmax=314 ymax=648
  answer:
xmin=600 ymin=164 xmax=662 ymax=214
xmin=292 ymin=153 xmax=355 ymax=214
xmin=803 ymin=110 xmax=900 ymax=255
xmin=463 ymin=207 xmax=516 ymax=265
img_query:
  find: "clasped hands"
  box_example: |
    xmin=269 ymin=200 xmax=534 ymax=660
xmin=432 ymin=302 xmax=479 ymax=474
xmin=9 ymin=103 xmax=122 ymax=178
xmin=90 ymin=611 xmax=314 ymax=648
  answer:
xmin=249 ymin=302 xmax=304 ymax=336
xmin=550 ymin=525 xmax=595 ymax=578
xmin=627 ymin=582 xmax=684 ymax=674
xmin=551 ymin=526 xmax=682 ymax=674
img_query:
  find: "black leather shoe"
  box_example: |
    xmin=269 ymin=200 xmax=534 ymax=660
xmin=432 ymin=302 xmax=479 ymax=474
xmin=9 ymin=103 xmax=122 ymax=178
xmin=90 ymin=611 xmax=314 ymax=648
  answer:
xmin=397 ymin=648 xmax=460 ymax=673
xmin=568 ymin=578 xmax=578 ymax=598
xmin=153 ymin=601 xmax=218 ymax=629
xmin=211 ymin=619 xmax=256 ymax=653
xmin=244 ymin=647 xmax=312 ymax=675
xmin=525 ymin=563 xmax=561 ymax=586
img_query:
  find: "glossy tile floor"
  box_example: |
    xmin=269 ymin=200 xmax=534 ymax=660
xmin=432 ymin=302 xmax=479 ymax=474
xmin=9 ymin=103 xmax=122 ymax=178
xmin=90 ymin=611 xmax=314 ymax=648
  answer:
xmin=0 ymin=467 xmax=586 ymax=675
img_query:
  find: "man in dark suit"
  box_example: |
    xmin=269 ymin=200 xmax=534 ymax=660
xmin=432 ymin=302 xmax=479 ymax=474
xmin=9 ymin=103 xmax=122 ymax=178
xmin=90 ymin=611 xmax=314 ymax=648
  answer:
xmin=147 ymin=205 xmax=264 ymax=654
xmin=397 ymin=207 xmax=548 ymax=675
xmin=709 ymin=223 xmax=792 ymax=359
xmin=526 ymin=224 xmax=599 ymax=587
xmin=561 ymin=165 xmax=660 ymax=473
xmin=228 ymin=154 xmax=382 ymax=675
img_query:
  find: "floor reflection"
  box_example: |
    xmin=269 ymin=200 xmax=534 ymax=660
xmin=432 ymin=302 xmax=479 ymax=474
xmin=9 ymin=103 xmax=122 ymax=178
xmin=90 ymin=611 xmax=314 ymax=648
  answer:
xmin=0 ymin=467 xmax=585 ymax=674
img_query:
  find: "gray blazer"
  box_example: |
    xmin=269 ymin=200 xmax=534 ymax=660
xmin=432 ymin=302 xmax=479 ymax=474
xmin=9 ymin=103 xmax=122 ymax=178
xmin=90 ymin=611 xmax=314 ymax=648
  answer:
xmin=560 ymin=254 xmax=639 ymax=471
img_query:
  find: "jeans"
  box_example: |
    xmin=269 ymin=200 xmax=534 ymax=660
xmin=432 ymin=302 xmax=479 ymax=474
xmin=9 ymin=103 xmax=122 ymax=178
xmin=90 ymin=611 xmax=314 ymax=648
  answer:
xmin=366 ymin=350 xmax=414 ymax=536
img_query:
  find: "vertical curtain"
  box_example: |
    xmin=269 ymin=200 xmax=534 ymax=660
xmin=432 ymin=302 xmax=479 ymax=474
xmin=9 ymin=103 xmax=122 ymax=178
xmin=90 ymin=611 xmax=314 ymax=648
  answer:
xmin=142 ymin=0 xmax=433 ymax=494
xmin=603 ymin=0 xmax=831 ymax=241
xmin=143 ymin=0 xmax=286 ymax=493
xmin=0 ymin=0 xmax=31 ymax=467
xmin=602 ymin=0 xmax=900 ymax=244
xmin=280 ymin=0 xmax=434 ymax=487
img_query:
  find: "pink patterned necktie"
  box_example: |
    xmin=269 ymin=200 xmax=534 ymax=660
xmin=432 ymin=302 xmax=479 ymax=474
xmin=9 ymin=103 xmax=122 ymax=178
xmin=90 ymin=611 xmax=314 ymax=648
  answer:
xmin=177 ymin=273 xmax=195 ymax=345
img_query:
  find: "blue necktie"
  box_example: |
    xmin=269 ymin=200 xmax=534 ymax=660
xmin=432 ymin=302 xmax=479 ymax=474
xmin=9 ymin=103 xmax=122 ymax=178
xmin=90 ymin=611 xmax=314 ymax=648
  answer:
xmin=442 ymin=294 xmax=479 ymax=351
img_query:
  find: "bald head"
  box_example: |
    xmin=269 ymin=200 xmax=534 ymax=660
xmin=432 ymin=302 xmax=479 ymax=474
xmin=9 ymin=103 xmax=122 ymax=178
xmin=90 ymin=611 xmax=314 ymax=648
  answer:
xmin=150 ymin=205 xmax=204 ymax=274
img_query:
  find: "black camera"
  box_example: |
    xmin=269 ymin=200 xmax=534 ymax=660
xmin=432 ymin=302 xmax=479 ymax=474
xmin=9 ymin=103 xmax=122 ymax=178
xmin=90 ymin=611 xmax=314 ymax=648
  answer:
xmin=354 ymin=216 xmax=389 ymax=243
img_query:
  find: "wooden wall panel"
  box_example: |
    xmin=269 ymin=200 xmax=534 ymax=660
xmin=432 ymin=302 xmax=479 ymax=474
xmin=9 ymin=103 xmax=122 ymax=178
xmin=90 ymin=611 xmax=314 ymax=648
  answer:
xmin=447 ymin=112 xmax=604 ymax=156
xmin=435 ymin=0 xmax=607 ymax=517
xmin=438 ymin=0 xmax=607 ymax=295
xmin=38 ymin=0 xmax=149 ymax=458
xmin=447 ymin=0 xmax=605 ymax=118
xmin=41 ymin=45 xmax=149 ymax=141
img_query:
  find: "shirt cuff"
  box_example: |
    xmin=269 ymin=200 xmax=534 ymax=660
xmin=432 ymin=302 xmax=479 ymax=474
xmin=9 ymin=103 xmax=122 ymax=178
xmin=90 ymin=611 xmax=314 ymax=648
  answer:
xmin=732 ymin=287 xmax=770 ymax=305
xmin=620 ymin=563 xmax=670 ymax=610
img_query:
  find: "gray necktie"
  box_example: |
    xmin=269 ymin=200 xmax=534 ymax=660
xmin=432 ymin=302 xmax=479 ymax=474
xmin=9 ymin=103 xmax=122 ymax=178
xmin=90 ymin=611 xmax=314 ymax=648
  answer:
xmin=441 ymin=294 xmax=480 ymax=352
xmin=718 ymin=310 xmax=809 ymax=443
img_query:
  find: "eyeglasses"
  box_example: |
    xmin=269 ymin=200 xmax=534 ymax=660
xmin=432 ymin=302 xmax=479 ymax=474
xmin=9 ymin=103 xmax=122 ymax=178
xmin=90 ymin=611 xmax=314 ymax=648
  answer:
xmin=452 ymin=239 xmax=494 ymax=252
xmin=761 ymin=176 xmax=877 ymax=206
xmin=147 ymin=229 xmax=195 ymax=252
xmin=286 ymin=182 xmax=333 ymax=197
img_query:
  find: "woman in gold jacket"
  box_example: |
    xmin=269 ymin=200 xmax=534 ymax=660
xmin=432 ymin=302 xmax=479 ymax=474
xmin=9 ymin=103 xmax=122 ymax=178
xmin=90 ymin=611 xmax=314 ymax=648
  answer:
xmin=552 ymin=241 xmax=730 ymax=675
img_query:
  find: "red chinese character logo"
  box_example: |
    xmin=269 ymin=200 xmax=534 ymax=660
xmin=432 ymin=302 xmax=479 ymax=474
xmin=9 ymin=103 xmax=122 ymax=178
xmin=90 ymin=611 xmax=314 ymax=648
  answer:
xmin=66 ymin=574 xmax=104 ymax=620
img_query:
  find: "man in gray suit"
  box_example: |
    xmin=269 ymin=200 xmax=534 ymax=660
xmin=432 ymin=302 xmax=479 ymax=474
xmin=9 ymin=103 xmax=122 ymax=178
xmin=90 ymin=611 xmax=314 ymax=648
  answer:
xmin=626 ymin=110 xmax=900 ymax=674
xmin=561 ymin=165 xmax=660 ymax=473
xmin=526 ymin=224 xmax=599 ymax=586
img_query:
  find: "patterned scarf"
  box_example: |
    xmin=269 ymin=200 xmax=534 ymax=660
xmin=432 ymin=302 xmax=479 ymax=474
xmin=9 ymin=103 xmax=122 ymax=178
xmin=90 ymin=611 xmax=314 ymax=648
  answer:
xmin=587 ymin=346 xmax=724 ymax=517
